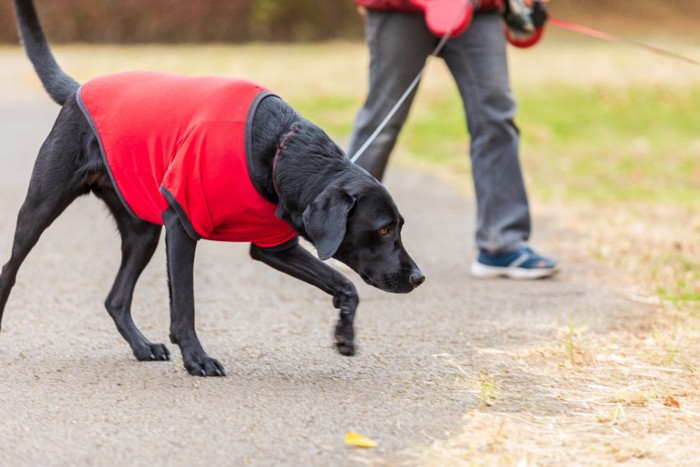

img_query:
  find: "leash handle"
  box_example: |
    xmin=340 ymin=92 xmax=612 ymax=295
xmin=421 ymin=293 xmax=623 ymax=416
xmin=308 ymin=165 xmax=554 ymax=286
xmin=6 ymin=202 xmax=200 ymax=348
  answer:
xmin=410 ymin=0 xmax=474 ymax=38
xmin=504 ymin=0 xmax=548 ymax=48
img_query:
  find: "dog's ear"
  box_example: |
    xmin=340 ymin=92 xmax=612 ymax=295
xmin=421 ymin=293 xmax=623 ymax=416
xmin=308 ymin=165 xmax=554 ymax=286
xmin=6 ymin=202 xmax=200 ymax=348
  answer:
xmin=302 ymin=186 xmax=356 ymax=260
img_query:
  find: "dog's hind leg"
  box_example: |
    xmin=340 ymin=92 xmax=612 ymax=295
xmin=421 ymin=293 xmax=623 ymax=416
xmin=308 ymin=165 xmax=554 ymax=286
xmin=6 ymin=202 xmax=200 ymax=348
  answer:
xmin=94 ymin=188 xmax=168 ymax=361
xmin=0 ymin=120 xmax=89 ymax=329
xmin=250 ymin=243 xmax=359 ymax=356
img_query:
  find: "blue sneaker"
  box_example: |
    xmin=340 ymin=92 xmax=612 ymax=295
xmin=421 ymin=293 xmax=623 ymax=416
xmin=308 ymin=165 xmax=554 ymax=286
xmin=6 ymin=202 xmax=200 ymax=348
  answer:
xmin=470 ymin=246 xmax=559 ymax=280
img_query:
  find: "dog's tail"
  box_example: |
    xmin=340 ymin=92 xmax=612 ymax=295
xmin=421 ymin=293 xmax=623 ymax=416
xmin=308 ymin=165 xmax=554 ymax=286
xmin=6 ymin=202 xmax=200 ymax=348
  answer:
xmin=13 ymin=0 xmax=80 ymax=106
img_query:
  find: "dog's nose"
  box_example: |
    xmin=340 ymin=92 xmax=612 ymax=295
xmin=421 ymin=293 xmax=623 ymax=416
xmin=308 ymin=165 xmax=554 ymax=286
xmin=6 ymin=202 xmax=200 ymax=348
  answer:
xmin=410 ymin=270 xmax=425 ymax=288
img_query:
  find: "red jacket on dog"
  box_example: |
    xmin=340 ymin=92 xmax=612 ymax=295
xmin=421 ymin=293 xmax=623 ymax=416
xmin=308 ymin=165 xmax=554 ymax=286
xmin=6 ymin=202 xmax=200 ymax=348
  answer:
xmin=77 ymin=71 xmax=297 ymax=248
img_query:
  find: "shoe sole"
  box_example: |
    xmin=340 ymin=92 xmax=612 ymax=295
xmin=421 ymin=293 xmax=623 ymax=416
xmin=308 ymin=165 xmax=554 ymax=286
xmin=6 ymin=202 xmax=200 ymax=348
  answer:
xmin=470 ymin=262 xmax=559 ymax=280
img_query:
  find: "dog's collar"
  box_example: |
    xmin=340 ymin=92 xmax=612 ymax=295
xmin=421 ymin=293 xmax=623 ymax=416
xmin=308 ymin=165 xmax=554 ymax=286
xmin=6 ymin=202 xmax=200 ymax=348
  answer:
xmin=271 ymin=130 xmax=295 ymax=196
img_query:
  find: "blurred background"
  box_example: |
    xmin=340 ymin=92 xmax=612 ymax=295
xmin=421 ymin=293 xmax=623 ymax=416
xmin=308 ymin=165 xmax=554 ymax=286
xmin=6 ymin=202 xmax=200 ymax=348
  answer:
xmin=1 ymin=0 xmax=699 ymax=43
xmin=0 ymin=0 xmax=699 ymax=301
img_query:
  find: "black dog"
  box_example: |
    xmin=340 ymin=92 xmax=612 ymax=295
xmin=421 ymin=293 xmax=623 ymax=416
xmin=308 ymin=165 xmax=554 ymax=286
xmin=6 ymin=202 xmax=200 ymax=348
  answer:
xmin=0 ymin=0 xmax=424 ymax=376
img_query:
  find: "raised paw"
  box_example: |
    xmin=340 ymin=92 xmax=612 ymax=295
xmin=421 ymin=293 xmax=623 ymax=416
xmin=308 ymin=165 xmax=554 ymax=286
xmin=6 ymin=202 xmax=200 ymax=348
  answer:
xmin=183 ymin=351 xmax=226 ymax=377
xmin=133 ymin=342 xmax=170 ymax=361
xmin=335 ymin=339 xmax=356 ymax=356
xmin=334 ymin=322 xmax=356 ymax=356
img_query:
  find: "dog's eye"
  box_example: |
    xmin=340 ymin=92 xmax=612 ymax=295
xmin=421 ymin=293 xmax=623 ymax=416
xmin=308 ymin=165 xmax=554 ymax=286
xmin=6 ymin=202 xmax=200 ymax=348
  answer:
xmin=378 ymin=226 xmax=392 ymax=236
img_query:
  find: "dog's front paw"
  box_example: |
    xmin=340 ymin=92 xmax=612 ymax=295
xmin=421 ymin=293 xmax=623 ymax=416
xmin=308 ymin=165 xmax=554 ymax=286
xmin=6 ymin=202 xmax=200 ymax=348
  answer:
xmin=133 ymin=342 xmax=170 ymax=361
xmin=183 ymin=351 xmax=226 ymax=377
xmin=334 ymin=322 xmax=356 ymax=356
xmin=336 ymin=339 xmax=356 ymax=356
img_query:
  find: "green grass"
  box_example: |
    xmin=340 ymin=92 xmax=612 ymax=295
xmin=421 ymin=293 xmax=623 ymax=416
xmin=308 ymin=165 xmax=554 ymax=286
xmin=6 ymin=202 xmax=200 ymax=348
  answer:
xmin=293 ymin=84 xmax=700 ymax=208
xmin=518 ymin=85 xmax=700 ymax=206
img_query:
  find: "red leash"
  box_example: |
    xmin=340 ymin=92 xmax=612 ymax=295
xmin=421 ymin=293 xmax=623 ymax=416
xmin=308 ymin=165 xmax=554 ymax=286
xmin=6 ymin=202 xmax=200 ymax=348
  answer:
xmin=548 ymin=17 xmax=615 ymax=41
xmin=549 ymin=17 xmax=700 ymax=67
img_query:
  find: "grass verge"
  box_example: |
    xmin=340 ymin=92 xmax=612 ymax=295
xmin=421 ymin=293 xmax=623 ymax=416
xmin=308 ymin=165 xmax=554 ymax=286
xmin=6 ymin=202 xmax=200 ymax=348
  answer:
xmin=388 ymin=42 xmax=700 ymax=466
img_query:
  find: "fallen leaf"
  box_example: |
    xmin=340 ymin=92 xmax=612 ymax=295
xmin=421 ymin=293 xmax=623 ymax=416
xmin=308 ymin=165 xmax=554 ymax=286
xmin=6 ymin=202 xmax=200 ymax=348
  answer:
xmin=344 ymin=432 xmax=377 ymax=448
xmin=663 ymin=395 xmax=680 ymax=408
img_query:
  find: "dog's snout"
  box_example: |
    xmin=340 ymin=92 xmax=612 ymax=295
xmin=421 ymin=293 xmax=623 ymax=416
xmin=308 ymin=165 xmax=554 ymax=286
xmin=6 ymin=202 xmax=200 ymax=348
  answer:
xmin=410 ymin=269 xmax=425 ymax=288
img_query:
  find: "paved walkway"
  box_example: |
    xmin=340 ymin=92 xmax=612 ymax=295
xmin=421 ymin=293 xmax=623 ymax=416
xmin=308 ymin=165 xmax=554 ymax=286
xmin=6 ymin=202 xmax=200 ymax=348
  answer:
xmin=0 ymin=100 xmax=642 ymax=465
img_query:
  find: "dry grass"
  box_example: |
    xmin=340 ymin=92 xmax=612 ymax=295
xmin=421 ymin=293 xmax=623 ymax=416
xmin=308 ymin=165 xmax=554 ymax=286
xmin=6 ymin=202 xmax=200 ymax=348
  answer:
xmin=415 ymin=315 xmax=700 ymax=466
xmin=407 ymin=184 xmax=700 ymax=467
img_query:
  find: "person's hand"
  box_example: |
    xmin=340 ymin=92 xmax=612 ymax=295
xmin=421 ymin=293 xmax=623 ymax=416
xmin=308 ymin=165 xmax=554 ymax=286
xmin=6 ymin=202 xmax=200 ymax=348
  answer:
xmin=504 ymin=0 xmax=549 ymax=35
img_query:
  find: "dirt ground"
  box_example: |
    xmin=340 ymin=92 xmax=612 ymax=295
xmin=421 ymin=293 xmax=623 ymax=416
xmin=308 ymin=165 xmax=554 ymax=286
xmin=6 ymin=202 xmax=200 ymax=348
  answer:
xmin=0 ymin=89 xmax=656 ymax=465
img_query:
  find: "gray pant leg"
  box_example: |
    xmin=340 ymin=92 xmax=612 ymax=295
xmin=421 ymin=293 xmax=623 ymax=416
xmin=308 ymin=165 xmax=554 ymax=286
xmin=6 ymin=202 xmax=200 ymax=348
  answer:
xmin=350 ymin=10 xmax=531 ymax=254
xmin=441 ymin=12 xmax=531 ymax=254
xmin=348 ymin=11 xmax=436 ymax=180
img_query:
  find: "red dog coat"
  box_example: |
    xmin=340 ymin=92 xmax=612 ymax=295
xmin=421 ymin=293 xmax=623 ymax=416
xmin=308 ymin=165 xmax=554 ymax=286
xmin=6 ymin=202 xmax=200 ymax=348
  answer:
xmin=77 ymin=71 xmax=297 ymax=248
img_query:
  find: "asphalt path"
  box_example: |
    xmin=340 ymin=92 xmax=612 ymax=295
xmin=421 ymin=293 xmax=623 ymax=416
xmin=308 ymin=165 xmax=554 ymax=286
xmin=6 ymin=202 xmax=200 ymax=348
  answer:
xmin=0 ymin=99 xmax=642 ymax=465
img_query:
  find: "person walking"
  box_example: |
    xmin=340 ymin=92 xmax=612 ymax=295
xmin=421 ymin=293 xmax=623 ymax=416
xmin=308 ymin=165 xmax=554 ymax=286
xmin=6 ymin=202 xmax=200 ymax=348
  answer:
xmin=348 ymin=0 xmax=558 ymax=279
